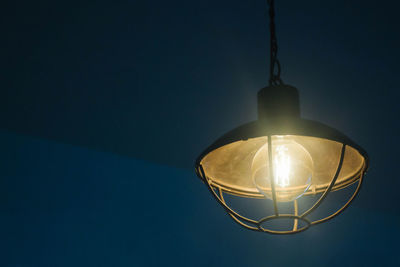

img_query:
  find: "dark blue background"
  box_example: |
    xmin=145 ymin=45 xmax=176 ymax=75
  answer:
xmin=1 ymin=0 xmax=399 ymax=266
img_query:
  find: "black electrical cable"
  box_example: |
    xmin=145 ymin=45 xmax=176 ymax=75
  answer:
xmin=267 ymin=0 xmax=284 ymax=85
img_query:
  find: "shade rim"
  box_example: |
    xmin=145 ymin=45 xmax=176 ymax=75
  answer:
xmin=195 ymin=118 xmax=369 ymax=198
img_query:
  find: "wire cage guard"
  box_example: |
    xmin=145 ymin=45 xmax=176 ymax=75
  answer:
xmin=195 ymin=138 xmax=366 ymax=235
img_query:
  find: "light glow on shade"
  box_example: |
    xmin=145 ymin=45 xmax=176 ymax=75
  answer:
xmin=200 ymin=135 xmax=365 ymax=198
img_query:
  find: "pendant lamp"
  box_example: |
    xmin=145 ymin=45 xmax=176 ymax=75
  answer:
xmin=194 ymin=0 xmax=369 ymax=234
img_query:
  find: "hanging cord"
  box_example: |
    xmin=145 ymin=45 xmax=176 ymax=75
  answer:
xmin=267 ymin=0 xmax=284 ymax=86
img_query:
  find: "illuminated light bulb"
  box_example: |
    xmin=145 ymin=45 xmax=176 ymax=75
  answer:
xmin=251 ymin=137 xmax=313 ymax=202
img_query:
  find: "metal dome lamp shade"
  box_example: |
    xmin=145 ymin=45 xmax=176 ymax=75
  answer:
xmin=194 ymin=0 xmax=369 ymax=234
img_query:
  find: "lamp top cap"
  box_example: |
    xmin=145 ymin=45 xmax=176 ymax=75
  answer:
xmin=257 ymin=84 xmax=300 ymax=120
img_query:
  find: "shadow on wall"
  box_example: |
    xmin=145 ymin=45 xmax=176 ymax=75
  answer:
xmin=0 ymin=130 xmax=398 ymax=267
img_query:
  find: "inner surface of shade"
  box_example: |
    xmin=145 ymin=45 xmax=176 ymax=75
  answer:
xmin=200 ymin=135 xmax=365 ymax=197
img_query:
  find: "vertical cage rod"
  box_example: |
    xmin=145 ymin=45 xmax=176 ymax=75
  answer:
xmin=198 ymin=165 xmax=259 ymax=225
xmin=300 ymin=144 xmax=346 ymax=218
xmin=268 ymin=135 xmax=279 ymax=215
xmin=293 ymin=199 xmax=298 ymax=231
xmin=218 ymin=187 xmax=259 ymax=231
xmin=311 ymin=170 xmax=365 ymax=225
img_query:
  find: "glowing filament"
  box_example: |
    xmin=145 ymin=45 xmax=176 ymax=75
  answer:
xmin=273 ymin=145 xmax=291 ymax=187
